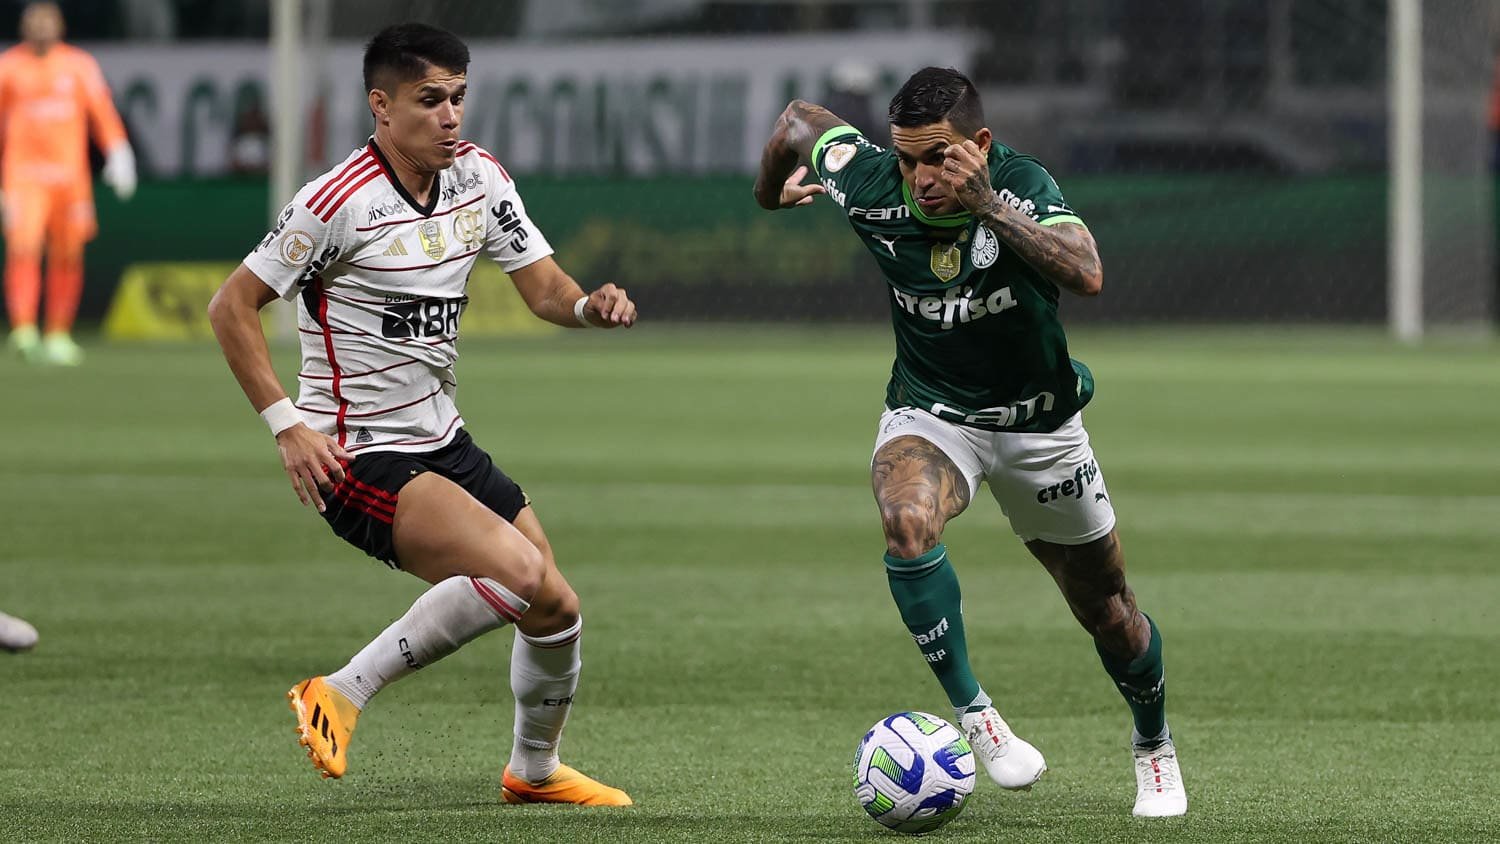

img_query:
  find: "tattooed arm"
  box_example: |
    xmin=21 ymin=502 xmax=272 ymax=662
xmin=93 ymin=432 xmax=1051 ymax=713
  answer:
xmin=752 ymin=99 xmax=845 ymax=211
xmin=941 ymin=139 xmax=1103 ymax=296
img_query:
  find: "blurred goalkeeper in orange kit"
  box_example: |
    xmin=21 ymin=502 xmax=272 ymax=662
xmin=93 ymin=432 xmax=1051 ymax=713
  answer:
xmin=0 ymin=1 xmax=135 ymax=365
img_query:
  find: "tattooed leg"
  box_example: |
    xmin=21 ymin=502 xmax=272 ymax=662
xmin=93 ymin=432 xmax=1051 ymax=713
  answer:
xmin=872 ymin=435 xmax=971 ymax=559
xmin=872 ymin=436 xmax=990 ymax=712
xmin=1028 ymin=531 xmax=1168 ymax=742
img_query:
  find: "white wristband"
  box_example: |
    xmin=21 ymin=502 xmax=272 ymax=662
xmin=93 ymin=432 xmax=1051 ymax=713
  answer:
xmin=259 ymin=397 xmax=303 ymax=436
xmin=573 ymin=295 xmax=593 ymax=327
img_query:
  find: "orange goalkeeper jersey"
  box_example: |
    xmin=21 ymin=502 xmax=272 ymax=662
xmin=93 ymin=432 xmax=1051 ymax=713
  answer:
xmin=0 ymin=42 xmax=126 ymax=190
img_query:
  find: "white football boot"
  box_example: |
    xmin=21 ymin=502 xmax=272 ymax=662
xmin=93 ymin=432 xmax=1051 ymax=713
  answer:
xmin=0 ymin=611 xmax=38 ymax=652
xmin=1132 ymin=738 xmax=1188 ymax=817
xmin=959 ymin=706 xmax=1047 ymax=790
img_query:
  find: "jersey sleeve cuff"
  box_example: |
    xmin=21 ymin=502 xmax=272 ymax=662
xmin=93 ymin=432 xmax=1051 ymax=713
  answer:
xmin=810 ymin=125 xmax=858 ymax=173
xmin=1039 ymin=214 xmax=1085 ymax=228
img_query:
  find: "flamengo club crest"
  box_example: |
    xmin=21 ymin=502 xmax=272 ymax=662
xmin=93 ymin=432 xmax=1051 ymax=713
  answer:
xmin=417 ymin=219 xmax=446 ymax=259
xmin=971 ymin=225 xmax=999 ymax=269
xmin=452 ymin=207 xmax=484 ymax=246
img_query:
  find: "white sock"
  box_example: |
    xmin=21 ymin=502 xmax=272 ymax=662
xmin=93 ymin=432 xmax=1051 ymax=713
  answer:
xmin=956 ymin=689 xmax=994 ymax=720
xmin=1133 ymin=723 xmax=1172 ymax=749
xmin=508 ymin=616 xmax=583 ymax=784
xmin=326 ymin=576 xmax=528 ymax=709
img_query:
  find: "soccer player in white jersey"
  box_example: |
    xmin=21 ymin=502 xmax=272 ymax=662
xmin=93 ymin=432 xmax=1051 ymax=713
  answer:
xmin=207 ymin=23 xmax=635 ymax=805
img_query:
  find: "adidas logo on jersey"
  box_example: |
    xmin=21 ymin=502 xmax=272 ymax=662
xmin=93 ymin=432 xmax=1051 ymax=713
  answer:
xmin=382 ymin=239 xmax=408 ymax=256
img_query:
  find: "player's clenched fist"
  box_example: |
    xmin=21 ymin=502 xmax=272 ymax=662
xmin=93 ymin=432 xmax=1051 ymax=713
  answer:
xmin=276 ymin=425 xmax=352 ymax=512
xmin=942 ymin=140 xmax=994 ymax=214
xmin=583 ymin=283 xmax=637 ymax=328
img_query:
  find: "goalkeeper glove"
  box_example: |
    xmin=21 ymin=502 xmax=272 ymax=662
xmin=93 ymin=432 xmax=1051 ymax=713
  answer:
xmin=103 ymin=143 xmax=137 ymax=201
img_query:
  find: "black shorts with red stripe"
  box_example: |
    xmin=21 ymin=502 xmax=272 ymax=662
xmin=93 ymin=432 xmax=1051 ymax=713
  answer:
xmin=320 ymin=428 xmax=529 ymax=568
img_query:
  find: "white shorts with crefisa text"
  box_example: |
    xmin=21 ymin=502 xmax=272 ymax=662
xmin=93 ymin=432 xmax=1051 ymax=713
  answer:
xmin=872 ymin=406 xmax=1116 ymax=545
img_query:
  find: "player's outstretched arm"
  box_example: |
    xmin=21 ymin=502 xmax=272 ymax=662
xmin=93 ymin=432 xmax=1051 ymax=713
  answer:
xmin=508 ymin=256 xmax=636 ymax=328
xmin=752 ymin=99 xmax=845 ymax=210
xmin=207 ymin=264 xmax=351 ymax=511
xmin=942 ymin=140 xmax=1102 ymax=296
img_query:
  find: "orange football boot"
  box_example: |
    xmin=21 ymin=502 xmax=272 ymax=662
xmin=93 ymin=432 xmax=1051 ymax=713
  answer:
xmin=286 ymin=676 xmax=360 ymax=779
xmin=501 ymin=764 xmax=633 ymax=806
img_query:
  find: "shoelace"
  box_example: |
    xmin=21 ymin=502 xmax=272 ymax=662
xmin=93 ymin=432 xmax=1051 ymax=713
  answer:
xmin=1135 ymin=750 xmax=1180 ymax=795
xmin=965 ymin=714 xmax=1012 ymax=759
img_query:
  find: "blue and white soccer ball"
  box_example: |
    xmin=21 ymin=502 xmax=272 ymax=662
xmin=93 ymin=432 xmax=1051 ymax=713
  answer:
xmin=853 ymin=711 xmax=976 ymax=835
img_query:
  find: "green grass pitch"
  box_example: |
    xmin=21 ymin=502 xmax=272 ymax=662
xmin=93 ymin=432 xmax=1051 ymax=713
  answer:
xmin=1 ymin=326 xmax=1497 ymax=842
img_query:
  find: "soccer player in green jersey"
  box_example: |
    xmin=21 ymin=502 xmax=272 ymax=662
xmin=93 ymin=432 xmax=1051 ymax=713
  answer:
xmin=754 ymin=67 xmax=1186 ymax=817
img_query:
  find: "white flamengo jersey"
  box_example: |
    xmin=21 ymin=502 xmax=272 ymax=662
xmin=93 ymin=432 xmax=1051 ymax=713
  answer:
xmin=243 ymin=139 xmax=552 ymax=454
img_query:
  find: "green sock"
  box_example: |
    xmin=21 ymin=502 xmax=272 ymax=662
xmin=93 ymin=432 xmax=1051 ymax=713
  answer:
xmin=1096 ymin=613 xmax=1167 ymax=741
xmin=885 ymin=544 xmax=985 ymax=712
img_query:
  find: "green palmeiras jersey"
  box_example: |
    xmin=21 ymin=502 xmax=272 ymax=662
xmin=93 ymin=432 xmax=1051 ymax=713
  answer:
xmin=811 ymin=126 xmax=1094 ymax=433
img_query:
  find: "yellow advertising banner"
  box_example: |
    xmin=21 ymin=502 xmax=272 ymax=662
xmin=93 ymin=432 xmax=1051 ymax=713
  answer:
xmin=102 ymin=262 xmax=556 ymax=341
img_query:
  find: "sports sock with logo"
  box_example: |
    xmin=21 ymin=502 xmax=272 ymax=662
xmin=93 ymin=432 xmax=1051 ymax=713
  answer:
xmin=885 ymin=544 xmax=986 ymax=713
xmin=508 ymin=617 xmax=583 ymax=784
xmin=326 ymin=575 xmax=528 ymax=709
xmin=1096 ymin=612 xmax=1167 ymax=743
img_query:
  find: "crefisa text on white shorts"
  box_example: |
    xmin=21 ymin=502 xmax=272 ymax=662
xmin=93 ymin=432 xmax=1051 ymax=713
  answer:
xmin=872 ymin=406 xmax=1116 ymax=545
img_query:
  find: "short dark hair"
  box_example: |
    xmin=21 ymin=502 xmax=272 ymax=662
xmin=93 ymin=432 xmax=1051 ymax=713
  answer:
xmin=888 ymin=67 xmax=984 ymax=135
xmin=362 ymin=23 xmax=470 ymax=93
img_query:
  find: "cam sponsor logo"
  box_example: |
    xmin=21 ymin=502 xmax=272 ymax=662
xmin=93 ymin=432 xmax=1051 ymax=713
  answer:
xmin=911 ymin=617 xmax=949 ymax=646
xmin=890 ymin=284 xmax=1018 ymax=330
xmin=543 ymin=695 xmax=575 ymax=707
xmin=279 ymin=230 xmax=315 ymax=267
xmin=1035 ymin=460 xmax=1102 ymax=504
xmin=971 ymin=225 xmax=999 ymax=269
xmin=441 ymin=171 xmax=483 ymax=203
xmin=929 ymin=391 xmax=1056 ymax=428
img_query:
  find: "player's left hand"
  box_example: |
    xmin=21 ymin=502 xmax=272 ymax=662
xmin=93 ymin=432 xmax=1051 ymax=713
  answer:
xmin=778 ymin=165 xmax=826 ymax=209
xmin=942 ymin=140 xmax=993 ymax=214
xmin=583 ymin=283 xmax=636 ymax=328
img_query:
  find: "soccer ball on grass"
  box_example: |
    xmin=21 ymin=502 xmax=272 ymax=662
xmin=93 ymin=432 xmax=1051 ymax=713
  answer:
xmin=853 ymin=711 xmax=975 ymax=834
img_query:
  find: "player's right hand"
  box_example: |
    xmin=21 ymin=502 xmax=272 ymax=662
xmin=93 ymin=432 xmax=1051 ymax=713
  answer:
xmin=276 ymin=424 xmax=352 ymax=512
xmin=103 ymin=144 xmax=137 ymax=202
xmin=779 ymin=165 xmax=826 ymax=208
